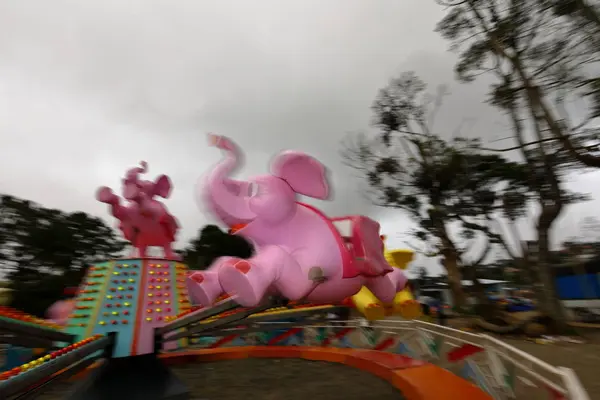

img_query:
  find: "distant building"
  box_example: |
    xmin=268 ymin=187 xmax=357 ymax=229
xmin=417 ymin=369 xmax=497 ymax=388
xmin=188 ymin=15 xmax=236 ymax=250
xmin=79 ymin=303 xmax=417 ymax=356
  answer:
xmin=524 ymin=239 xmax=600 ymax=266
xmin=416 ymin=279 xmax=508 ymax=308
xmin=550 ymin=240 xmax=600 ymax=318
xmin=559 ymin=241 xmax=600 ymax=264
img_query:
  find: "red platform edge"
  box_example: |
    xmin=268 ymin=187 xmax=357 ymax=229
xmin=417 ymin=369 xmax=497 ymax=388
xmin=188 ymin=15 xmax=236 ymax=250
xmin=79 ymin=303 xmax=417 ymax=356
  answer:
xmin=66 ymin=346 xmax=491 ymax=400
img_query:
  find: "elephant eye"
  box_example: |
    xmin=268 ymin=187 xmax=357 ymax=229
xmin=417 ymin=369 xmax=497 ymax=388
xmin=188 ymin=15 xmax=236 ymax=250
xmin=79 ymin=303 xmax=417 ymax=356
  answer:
xmin=249 ymin=182 xmax=260 ymax=197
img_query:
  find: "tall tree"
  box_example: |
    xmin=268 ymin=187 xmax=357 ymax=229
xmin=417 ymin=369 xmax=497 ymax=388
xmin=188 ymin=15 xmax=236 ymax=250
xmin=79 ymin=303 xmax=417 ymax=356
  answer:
xmin=180 ymin=224 xmax=253 ymax=270
xmin=435 ymin=0 xmax=600 ymax=167
xmin=414 ymin=266 xmax=430 ymax=295
xmin=435 ymin=0 xmax=592 ymax=329
xmin=0 ymin=195 xmax=126 ymax=316
xmin=342 ymin=72 xmax=531 ymax=311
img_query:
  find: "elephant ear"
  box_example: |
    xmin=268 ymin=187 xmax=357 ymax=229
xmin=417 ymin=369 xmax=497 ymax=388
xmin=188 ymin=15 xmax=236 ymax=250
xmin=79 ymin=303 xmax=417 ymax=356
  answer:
xmin=154 ymin=175 xmax=173 ymax=198
xmin=271 ymin=151 xmax=330 ymax=199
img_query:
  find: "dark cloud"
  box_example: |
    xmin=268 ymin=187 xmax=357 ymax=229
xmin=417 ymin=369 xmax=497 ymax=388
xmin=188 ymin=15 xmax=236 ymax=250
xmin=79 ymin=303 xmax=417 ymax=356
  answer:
xmin=0 ymin=0 xmax=598 ymax=275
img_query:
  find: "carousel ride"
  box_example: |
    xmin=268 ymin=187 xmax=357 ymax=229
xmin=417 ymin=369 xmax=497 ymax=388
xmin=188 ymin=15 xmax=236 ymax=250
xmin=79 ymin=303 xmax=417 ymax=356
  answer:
xmin=0 ymin=135 xmax=586 ymax=400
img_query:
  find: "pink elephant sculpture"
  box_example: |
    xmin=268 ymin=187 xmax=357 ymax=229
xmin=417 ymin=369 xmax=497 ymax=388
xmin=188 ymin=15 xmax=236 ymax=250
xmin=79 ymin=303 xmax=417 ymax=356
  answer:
xmin=187 ymin=134 xmax=408 ymax=307
xmin=96 ymin=161 xmax=180 ymax=259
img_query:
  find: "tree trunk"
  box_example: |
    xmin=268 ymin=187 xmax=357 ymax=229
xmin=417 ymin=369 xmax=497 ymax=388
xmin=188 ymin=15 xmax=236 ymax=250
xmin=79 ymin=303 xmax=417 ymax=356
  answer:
xmin=463 ymin=265 xmax=498 ymax=320
xmin=431 ymin=209 xmax=468 ymax=310
xmin=535 ymin=230 xmax=571 ymax=333
xmin=443 ymin=251 xmax=467 ymax=309
xmin=471 ymin=280 xmax=489 ymax=308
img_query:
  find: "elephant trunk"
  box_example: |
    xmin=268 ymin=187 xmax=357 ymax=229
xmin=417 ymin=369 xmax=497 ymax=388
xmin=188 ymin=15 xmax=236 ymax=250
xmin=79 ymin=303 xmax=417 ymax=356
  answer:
xmin=202 ymin=139 xmax=255 ymax=226
xmin=125 ymin=161 xmax=148 ymax=183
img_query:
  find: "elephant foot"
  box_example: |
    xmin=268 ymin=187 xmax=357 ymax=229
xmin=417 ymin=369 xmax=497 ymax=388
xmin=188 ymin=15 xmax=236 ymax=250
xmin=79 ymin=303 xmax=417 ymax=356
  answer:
xmin=365 ymin=275 xmax=396 ymax=304
xmin=366 ymin=269 xmax=408 ymax=304
xmin=218 ymin=258 xmax=272 ymax=307
xmin=186 ymin=270 xmax=223 ymax=307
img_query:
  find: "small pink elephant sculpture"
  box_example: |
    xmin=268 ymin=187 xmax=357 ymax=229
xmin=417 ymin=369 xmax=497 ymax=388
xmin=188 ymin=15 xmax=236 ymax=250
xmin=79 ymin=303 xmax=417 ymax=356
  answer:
xmin=96 ymin=161 xmax=180 ymax=259
xmin=46 ymin=299 xmax=75 ymax=326
xmin=187 ymin=135 xmax=407 ymax=307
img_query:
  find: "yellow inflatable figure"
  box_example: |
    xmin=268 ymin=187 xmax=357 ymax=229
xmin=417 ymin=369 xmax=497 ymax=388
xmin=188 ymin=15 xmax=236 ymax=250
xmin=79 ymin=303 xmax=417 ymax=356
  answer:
xmin=350 ymin=239 xmax=422 ymax=320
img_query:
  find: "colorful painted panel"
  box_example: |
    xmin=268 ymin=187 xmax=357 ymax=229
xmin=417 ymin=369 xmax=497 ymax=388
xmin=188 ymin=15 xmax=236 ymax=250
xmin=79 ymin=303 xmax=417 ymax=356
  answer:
xmin=133 ymin=260 xmax=190 ymax=356
xmin=65 ymin=261 xmax=112 ymax=342
xmin=64 ymin=258 xmax=191 ymax=358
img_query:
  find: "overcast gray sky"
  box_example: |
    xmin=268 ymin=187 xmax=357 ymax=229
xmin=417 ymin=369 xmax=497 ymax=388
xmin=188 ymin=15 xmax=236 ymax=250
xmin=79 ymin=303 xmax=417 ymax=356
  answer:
xmin=1 ymin=0 xmax=599 ymax=276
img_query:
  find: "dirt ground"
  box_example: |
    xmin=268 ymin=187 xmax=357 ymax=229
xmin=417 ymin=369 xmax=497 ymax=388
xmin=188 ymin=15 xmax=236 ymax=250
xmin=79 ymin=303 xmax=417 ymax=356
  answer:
xmin=14 ymin=333 xmax=600 ymax=399
xmin=36 ymin=358 xmax=405 ymax=400
xmin=28 ymin=337 xmax=600 ymax=400
xmin=10 ymin=315 xmax=600 ymax=399
xmin=498 ymin=330 xmax=600 ymax=399
xmin=442 ymin=316 xmax=600 ymax=399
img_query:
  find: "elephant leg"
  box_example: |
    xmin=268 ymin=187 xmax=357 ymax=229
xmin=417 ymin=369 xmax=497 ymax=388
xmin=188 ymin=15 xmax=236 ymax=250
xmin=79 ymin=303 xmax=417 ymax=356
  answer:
xmin=365 ymin=269 xmax=407 ymax=304
xmin=186 ymin=257 xmax=233 ymax=307
xmin=162 ymin=244 xmax=180 ymax=260
xmin=218 ymin=246 xmax=290 ymax=307
xmin=137 ymin=245 xmax=148 ymax=258
xmin=272 ymin=258 xmax=313 ymax=301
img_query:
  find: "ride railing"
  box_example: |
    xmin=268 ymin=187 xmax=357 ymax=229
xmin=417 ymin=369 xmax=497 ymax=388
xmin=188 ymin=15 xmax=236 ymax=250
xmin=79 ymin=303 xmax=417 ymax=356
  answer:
xmin=185 ymin=318 xmax=589 ymax=400
xmin=375 ymin=320 xmax=589 ymax=400
xmin=0 ymin=317 xmax=74 ymax=351
xmin=0 ymin=333 xmax=114 ymax=400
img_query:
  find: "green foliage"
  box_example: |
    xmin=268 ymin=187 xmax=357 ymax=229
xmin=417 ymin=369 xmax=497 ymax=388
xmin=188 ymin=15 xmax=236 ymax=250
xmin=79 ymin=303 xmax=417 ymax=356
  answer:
xmin=0 ymin=195 xmax=126 ymax=316
xmin=583 ymin=78 xmax=600 ymax=119
xmin=343 ymin=71 xmax=531 ymax=252
xmin=433 ymin=0 xmax=598 ymax=328
xmin=0 ymin=191 xmax=256 ymax=316
xmin=435 ymin=1 xmax=590 ymax=89
xmin=179 ymin=225 xmax=253 ymax=270
xmin=435 ymin=0 xmax=600 ymax=166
